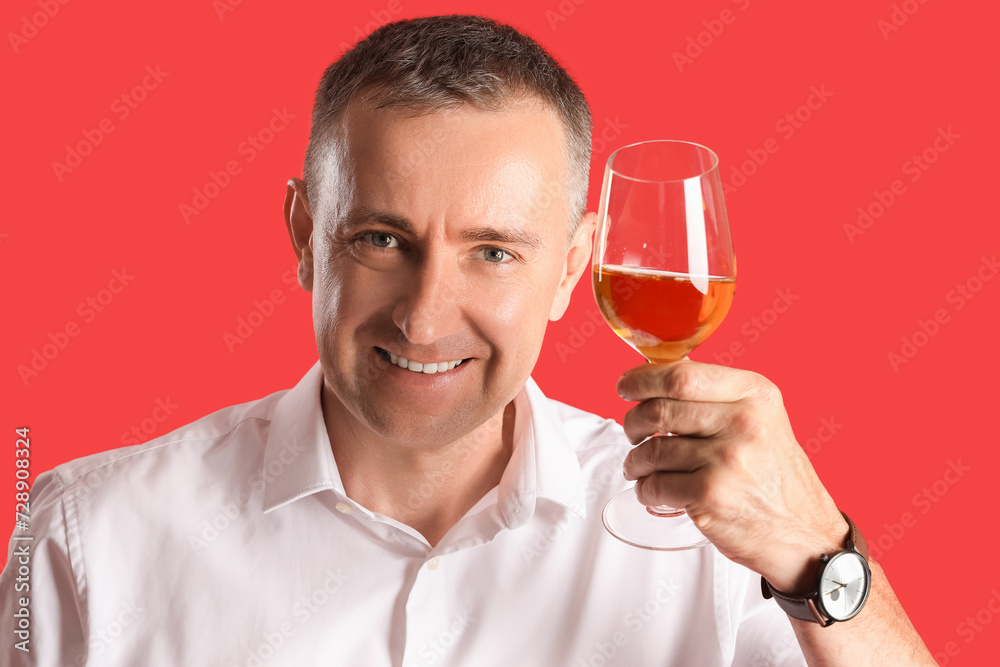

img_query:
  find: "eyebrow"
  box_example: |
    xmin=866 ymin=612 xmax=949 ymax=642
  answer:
xmin=344 ymin=207 xmax=545 ymax=250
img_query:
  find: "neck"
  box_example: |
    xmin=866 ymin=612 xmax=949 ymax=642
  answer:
xmin=322 ymin=389 xmax=515 ymax=548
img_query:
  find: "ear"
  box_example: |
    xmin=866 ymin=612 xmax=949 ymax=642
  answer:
xmin=283 ymin=177 xmax=315 ymax=292
xmin=549 ymin=211 xmax=597 ymax=321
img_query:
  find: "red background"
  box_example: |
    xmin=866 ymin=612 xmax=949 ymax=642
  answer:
xmin=3 ymin=0 xmax=997 ymax=663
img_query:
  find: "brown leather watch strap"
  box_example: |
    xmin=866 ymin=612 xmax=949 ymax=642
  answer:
xmin=760 ymin=511 xmax=867 ymax=626
xmin=843 ymin=511 xmax=868 ymax=560
xmin=760 ymin=577 xmax=831 ymax=624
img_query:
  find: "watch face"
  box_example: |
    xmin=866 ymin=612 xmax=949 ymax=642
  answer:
xmin=818 ymin=551 xmax=871 ymax=621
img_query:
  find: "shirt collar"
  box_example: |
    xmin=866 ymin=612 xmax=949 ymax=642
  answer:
xmin=496 ymin=377 xmax=586 ymax=528
xmin=261 ymin=361 xmax=586 ymax=524
xmin=262 ymin=361 xmax=342 ymax=513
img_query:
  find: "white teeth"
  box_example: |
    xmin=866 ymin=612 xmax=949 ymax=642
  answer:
xmin=384 ymin=350 xmax=465 ymax=374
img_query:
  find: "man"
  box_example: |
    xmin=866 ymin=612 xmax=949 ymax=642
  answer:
xmin=2 ymin=15 xmax=933 ymax=665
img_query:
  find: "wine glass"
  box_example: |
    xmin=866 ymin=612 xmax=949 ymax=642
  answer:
xmin=593 ymin=139 xmax=736 ymax=550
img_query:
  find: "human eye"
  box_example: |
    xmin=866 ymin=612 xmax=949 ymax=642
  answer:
xmin=479 ymin=247 xmax=515 ymax=264
xmin=361 ymin=231 xmax=399 ymax=249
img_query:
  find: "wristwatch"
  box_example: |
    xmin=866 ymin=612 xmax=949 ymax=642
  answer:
xmin=761 ymin=512 xmax=871 ymax=627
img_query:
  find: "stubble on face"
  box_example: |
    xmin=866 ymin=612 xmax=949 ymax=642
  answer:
xmin=308 ymin=99 xmax=577 ymax=452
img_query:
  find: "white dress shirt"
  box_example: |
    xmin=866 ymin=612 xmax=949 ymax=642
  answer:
xmin=2 ymin=361 xmax=805 ymax=666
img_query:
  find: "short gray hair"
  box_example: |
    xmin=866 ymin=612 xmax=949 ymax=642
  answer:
xmin=303 ymin=15 xmax=593 ymax=236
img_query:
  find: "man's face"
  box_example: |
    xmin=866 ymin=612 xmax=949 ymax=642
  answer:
xmin=286 ymin=100 xmax=593 ymax=448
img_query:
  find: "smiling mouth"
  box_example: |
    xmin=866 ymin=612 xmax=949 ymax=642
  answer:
xmin=375 ymin=347 xmax=469 ymax=375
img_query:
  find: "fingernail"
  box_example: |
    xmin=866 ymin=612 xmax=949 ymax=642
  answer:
xmin=616 ymin=375 xmax=626 ymax=398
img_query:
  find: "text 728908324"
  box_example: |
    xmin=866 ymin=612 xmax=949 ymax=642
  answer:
xmin=12 ymin=427 xmax=33 ymax=653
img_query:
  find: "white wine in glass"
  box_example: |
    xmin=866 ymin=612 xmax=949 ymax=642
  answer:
xmin=593 ymin=139 xmax=736 ymax=551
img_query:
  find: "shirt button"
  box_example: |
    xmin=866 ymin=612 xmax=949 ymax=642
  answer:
xmin=426 ymin=558 xmax=440 ymax=571
xmin=335 ymin=501 xmax=352 ymax=515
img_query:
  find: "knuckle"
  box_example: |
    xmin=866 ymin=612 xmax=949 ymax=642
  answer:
xmin=624 ymin=445 xmax=646 ymax=473
xmin=717 ymin=441 xmax=748 ymax=472
xmin=649 ymin=399 xmax=672 ymax=429
xmin=748 ymin=373 xmax=780 ymax=402
xmin=697 ymin=472 xmax=726 ymax=509
xmin=639 ymin=472 xmax=670 ymax=506
xmin=732 ymin=408 xmax=767 ymax=441
xmin=634 ymin=475 xmax=654 ymax=505
xmin=664 ymin=367 xmax=698 ymax=397
xmin=649 ymin=436 xmax=672 ymax=464
xmin=622 ymin=452 xmax=636 ymax=479
xmin=622 ymin=410 xmax=641 ymax=441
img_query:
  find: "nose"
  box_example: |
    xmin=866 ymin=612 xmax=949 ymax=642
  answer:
xmin=391 ymin=253 xmax=464 ymax=346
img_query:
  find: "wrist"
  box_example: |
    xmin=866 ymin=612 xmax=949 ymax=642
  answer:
xmin=763 ymin=513 xmax=851 ymax=595
xmin=761 ymin=512 xmax=873 ymax=627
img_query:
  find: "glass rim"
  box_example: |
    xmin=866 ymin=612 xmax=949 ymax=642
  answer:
xmin=606 ymin=139 xmax=720 ymax=184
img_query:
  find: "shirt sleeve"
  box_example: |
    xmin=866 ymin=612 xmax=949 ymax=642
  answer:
xmin=1 ymin=470 xmax=89 ymax=666
xmin=728 ymin=556 xmax=807 ymax=667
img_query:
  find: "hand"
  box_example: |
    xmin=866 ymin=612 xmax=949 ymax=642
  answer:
xmin=617 ymin=359 xmax=850 ymax=595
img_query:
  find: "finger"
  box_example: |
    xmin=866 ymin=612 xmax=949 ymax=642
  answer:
xmin=616 ymin=359 xmax=768 ymax=404
xmin=623 ymin=435 xmax=717 ymax=481
xmin=633 ymin=469 xmax=707 ymax=510
xmin=622 ymin=397 xmax=731 ymax=444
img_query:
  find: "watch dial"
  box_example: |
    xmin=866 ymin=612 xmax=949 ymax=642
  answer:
xmin=819 ymin=552 xmax=870 ymax=621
